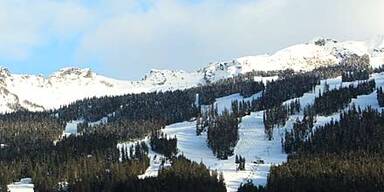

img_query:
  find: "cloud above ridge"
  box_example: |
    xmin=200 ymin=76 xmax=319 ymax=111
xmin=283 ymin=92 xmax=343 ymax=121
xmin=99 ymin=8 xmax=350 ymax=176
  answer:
xmin=0 ymin=0 xmax=383 ymax=79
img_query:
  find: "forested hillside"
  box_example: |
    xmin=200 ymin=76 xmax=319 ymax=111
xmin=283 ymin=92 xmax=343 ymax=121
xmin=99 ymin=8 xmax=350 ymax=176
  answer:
xmin=1 ymin=63 xmax=384 ymax=192
xmin=265 ymin=107 xmax=384 ymax=192
xmin=240 ymin=69 xmax=384 ymax=192
xmin=1 ymin=70 xmax=268 ymax=191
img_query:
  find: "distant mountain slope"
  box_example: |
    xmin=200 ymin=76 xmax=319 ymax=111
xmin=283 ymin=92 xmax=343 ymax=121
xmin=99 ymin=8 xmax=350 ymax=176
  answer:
xmin=0 ymin=37 xmax=383 ymax=113
xmin=0 ymin=67 xmax=203 ymax=113
xmin=201 ymin=37 xmax=384 ymax=82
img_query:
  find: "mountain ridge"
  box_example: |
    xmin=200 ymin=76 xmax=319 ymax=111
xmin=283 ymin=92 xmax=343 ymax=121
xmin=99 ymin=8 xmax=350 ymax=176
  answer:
xmin=0 ymin=37 xmax=383 ymax=113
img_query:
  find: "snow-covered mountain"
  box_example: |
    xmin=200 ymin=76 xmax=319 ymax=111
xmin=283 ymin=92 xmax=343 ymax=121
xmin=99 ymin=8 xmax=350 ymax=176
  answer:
xmin=201 ymin=37 xmax=384 ymax=82
xmin=1 ymin=37 xmax=383 ymax=113
xmin=0 ymin=67 xmax=203 ymax=113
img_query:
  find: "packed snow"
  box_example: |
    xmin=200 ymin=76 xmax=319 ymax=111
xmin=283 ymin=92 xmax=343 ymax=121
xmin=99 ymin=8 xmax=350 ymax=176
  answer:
xmin=7 ymin=178 xmax=34 ymax=192
xmin=63 ymin=120 xmax=83 ymax=137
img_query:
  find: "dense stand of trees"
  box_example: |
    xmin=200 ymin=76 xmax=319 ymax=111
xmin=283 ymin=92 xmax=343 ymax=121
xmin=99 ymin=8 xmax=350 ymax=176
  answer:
xmin=193 ymin=76 xmax=265 ymax=105
xmin=230 ymin=72 xmax=318 ymax=117
xmin=268 ymin=152 xmax=384 ymax=192
xmin=207 ymin=109 xmax=240 ymax=159
xmin=57 ymin=90 xmax=199 ymax=125
xmin=109 ymin=155 xmax=227 ymax=192
xmin=373 ymin=64 xmax=384 ymax=73
xmin=0 ymin=112 xmax=154 ymax=191
xmin=231 ymin=100 xmax=254 ymax=118
xmin=263 ymin=105 xmax=288 ymax=141
xmin=260 ymin=73 xmax=320 ymax=109
xmin=300 ymin=107 xmax=384 ymax=154
xmin=65 ymin=154 xmax=227 ymax=192
xmin=197 ymin=106 xmax=240 ymax=160
xmin=196 ymin=104 xmax=219 ymax=136
xmin=0 ymin=131 xmax=150 ymax=191
xmin=314 ymin=80 xmax=376 ymax=115
xmin=121 ymin=142 xmax=149 ymax=162
xmin=283 ymin=114 xmax=315 ymax=154
xmin=235 ymin=155 xmax=246 ymax=171
xmin=0 ymin=112 xmax=65 ymax=161
xmin=312 ymin=65 xmax=348 ymax=79
xmin=263 ymin=100 xmax=300 ymax=140
xmin=265 ymin=107 xmax=384 ymax=192
xmin=238 ymin=181 xmax=266 ymax=192
xmin=78 ymin=120 xmax=161 ymax=143
xmin=341 ymin=70 xmax=369 ymax=82
xmin=65 ymin=143 xmax=150 ymax=192
xmin=0 ymin=89 xmax=211 ymax=191
xmin=0 ymin=109 xmax=224 ymax=191
xmin=263 ymin=105 xmax=289 ymax=129
xmin=197 ymin=104 xmax=241 ymax=160
xmin=377 ymin=87 xmax=384 ymax=107
xmin=312 ymin=53 xmax=371 ymax=79
xmin=150 ymin=131 xmax=177 ymax=158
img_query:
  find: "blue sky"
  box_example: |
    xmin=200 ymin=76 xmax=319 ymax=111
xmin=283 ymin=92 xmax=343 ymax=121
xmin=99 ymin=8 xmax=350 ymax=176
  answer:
xmin=0 ymin=0 xmax=383 ymax=80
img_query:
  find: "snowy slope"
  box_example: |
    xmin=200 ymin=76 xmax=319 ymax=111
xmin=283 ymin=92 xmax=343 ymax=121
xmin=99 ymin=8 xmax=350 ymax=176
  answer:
xmin=12 ymin=72 xmax=384 ymax=192
xmin=138 ymin=72 xmax=384 ymax=192
xmin=7 ymin=178 xmax=34 ymax=192
xmin=201 ymin=37 xmax=384 ymax=82
xmin=0 ymin=67 xmax=203 ymax=113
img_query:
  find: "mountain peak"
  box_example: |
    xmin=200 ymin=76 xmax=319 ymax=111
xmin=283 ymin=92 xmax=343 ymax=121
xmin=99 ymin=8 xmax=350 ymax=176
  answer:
xmin=0 ymin=36 xmax=382 ymax=114
xmin=310 ymin=37 xmax=338 ymax=46
xmin=0 ymin=67 xmax=10 ymax=78
xmin=143 ymin=69 xmax=184 ymax=81
xmin=51 ymin=67 xmax=94 ymax=79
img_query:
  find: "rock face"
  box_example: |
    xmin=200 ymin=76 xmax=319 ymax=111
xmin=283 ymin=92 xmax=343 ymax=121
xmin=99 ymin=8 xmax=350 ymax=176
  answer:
xmin=0 ymin=37 xmax=383 ymax=113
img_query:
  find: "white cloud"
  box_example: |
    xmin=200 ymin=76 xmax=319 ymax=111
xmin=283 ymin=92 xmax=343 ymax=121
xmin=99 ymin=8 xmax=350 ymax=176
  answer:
xmin=75 ymin=0 xmax=384 ymax=79
xmin=0 ymin=0 xmax=93 ymax=60
xmin=0 ymin=0 xmax=383 ymax=79
xmin=48 ymin=2 xmax=94 ymax=38
xmin=76 ymin=0 xmax=288 ymax=79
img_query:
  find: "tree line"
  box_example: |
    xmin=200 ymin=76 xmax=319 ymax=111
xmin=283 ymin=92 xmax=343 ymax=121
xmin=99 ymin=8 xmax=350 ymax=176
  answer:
xmin=266 ymin=107 xmax=384 ymax=192
xmin=206 ymin=109 xmax=240 ymax=160
xmin=377 ymin=87 xmax=384 ymax=107
xmin=263 ymin=100 xmax=300 ymax=140
xmin=150 ymin=130 xmax=177 ymax=158
xmin=105 ymin=155 xmax=227 ymax=192
xmin=341 ymin=70 xmax=370 ymax=82
xmin=313 ymin=80 xmax=375 ymax=116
